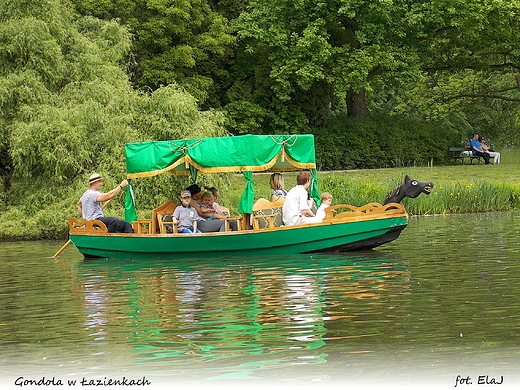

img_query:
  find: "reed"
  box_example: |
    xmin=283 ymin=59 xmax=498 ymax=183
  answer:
xmin=401 ymin=182 xmax=520 ymax=215
xmin=318 ymin=176 xmax=520 ymax=216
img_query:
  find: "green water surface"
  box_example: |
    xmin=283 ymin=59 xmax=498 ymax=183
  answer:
xmin=1 ymin=212 xmax=520 ymax=389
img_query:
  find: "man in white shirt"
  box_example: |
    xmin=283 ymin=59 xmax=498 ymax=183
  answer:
xmin=282 ymin=171 xmax=320 ymax=226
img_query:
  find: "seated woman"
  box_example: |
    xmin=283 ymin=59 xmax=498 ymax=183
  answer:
xmin=479 ymin=136 xmax=501 ymax=164
xmin=270 ymin=173 xmax=287 ymax=202
xmin=185 ymin=184 xmax=225 ymax=232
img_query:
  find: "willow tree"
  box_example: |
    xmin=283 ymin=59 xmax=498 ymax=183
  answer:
xmin=0 ymin=0 xmax=226 ymax=238
xmin=0 ymin=0 xmax=136 ymax=189
xmin=1 ymin=0 xmax=228 ymax=184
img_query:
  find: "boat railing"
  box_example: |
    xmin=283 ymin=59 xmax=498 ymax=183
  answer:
xmin=324 ymin=202 xmax=406 ymax=220
xmin=68 ymin=217 xmax=109 ymax=235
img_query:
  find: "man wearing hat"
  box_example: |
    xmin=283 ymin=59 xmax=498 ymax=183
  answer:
xmin=77 ymin=173 xmax=134 ymax=233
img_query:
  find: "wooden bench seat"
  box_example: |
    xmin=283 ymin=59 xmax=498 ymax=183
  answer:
xmin=151 ymin=201 xmax=178 ymax=234
xmin=251 ymin=197 xmax=285 ymax=230
xmin=449 ymin=147 xmax=493 ymax=165
xmin=219 ymin=206 xmax=243 ymax=231
xmin=131 ymin=219 xmax=152 ymax=234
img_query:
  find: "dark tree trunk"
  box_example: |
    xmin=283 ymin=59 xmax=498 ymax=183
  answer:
xmin=346 ymin=89 xmax=370 ymax=118
xmin=1 ymin=168 xmax=13 ymax=207
xmin=2 ymin=169 xmax=13 ymax=192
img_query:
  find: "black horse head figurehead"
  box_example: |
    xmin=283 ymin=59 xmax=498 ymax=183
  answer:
xmin=383 ymin=175 xmax=434 ymax=205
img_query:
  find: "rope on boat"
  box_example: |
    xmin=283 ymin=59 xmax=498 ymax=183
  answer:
xmin=270 ymin=135 xmax=298 ymax=163
xmin=270 ymin=135 xmax=298 ymax=147
xmin=168 ymin=139 xmax=204 ymax=168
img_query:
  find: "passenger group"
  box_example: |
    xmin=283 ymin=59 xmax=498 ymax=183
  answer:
xmin=79 ymin=170 xmax=333 ymax=234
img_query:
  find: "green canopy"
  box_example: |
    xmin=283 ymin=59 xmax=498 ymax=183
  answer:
xmin=124 ymin=134 xmax=319 ymax=221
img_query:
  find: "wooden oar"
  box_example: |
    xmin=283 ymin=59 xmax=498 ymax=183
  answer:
xmin=52 ymin=239 xmax=72 ymax=258
xmin=52 ymin=198 xmax=113 ymax=257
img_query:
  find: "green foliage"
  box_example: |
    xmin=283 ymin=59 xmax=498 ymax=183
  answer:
xmin=227 ymin=0 xmax=520 ymax=130
xmin=3 ymin=0 xmax=520 ymax=239
xmin=223 ymin=101 xmax=268 ymax=135
xmin=379 ymin=70 xmax=520 ymax=149
xmin=132 ymin=84 xmax=228 ymax=141
xmin=0 ymin=0 xmax=229 ymax=238
xmin=314 ymin=114 xmax=460 ymax=170
xmin=70 ymin=0 xmax=237 ymax=108
xmin=231 ymin=0 xmax=440 ymax=124
xmin=68 ymin=0 xmax=520 ymax=139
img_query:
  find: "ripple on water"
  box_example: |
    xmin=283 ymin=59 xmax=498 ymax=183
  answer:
xmin=1 ymin=213 xmax=520 ymax=387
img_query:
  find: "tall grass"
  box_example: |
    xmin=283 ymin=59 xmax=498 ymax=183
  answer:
xmin=402 ymin=182 xmax=520 ymax=215
xmin=314 ymin=148 xmax=520 ymax=215
xmin=319 ymin=176 xmax=520 ymax=215
xmin=2 ymin=150 xmax=520 ymax=239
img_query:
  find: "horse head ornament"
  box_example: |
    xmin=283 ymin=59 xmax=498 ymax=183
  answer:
xmin=383 ymin=175 xmax=434 ymax=205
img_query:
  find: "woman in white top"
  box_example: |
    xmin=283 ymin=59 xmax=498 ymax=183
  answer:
xmin=479 ymin=136 xmax=501 ymax=164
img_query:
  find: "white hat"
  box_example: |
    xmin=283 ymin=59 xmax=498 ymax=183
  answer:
xmin=88 ymin=173 xmax=104 ymax=184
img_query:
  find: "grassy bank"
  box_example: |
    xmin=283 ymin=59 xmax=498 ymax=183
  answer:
xmin=1 ymin=150 xmax=520 ymax=239
xmin=221 ymin=148 xmax=520 ymax=216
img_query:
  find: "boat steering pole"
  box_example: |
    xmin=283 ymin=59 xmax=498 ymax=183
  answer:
xmin=52 ymin=198 xmax=113 ymax=257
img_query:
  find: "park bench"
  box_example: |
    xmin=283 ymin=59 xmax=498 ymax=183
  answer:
xmin=449 ymin=147 xmax=493 ymax=165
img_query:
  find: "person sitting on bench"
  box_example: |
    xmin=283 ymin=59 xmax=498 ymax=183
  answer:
xmin=470 ymin=133 xmax=491 ymax=165
xmin=479 ymin=136 xmax=500 ymax=165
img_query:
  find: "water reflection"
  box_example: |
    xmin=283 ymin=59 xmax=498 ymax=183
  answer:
xmin=83 ymin=275 xmax=110 ymax=344
xmin=1 ymin=213 xmax=520 ymax=388
xmin=70 ymin=254 xmax=411 ymax=383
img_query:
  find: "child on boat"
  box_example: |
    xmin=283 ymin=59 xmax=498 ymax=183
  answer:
xmin=198 ymin=191 xmax=217 ymax=220
xmin=315 ymin=192 xmax=333 ymax=222
xmin=203 ymin=187 xmax=240 ymax=231
xmin=172 ymin=190 xmax=203 ymax=233
xmin=205 ymin=186 xmax=223 ymax=214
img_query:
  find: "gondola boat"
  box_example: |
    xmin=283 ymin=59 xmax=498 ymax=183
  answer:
xmin=68 ymin=134 xmax=419 ymax=259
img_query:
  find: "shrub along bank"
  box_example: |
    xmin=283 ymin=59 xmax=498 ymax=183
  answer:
xmin=314 ymin=114 xmax=461 ymax=170
xmin=2 ymin=157 xmax=520 ymax=240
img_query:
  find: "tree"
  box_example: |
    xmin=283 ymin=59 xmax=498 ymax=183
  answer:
xmin=70 ymin=0 xmax=236 ymax=108
xmin=0 ymin=0 xmax=228 ymax=237
xmin=373 ymin=0 xmax=520 ymax=145
xmin=0 ymin=0 xmax=135 ymax=187
xmin=0 ymin=0 xmax=227 ymax=189
xmin=233 ymin=0 xmax=520 ymax=125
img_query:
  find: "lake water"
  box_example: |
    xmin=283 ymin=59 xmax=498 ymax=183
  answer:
xmin=1 ymin=212 xmax=520 ymax=390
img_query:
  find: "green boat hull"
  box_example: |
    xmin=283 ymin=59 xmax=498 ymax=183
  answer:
xmin=70 ymin=216 xmax=408 ymax=259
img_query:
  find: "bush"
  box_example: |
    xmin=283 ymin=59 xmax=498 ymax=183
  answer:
xmin=314 ymin=113 xmax=461 ymax=170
